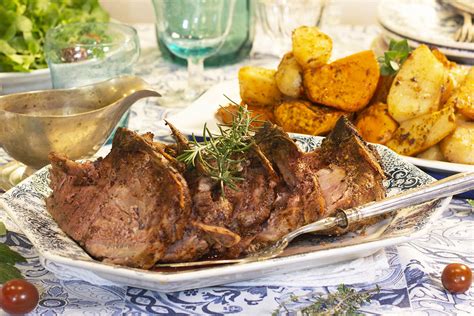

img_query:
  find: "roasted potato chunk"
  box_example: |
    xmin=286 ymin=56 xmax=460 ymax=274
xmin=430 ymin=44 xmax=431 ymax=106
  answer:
xmin=387 ymin=45 xmax=446 ymax=122
xmin=417 ymin=144 xmax=445 ymax=161
xmin=238 ymin=66 xmax=282 ymax=107
xmin=292 ymin=26 xmax=332 ymax=69
xmin=216 ymin=104 xmax=275 ymax=127
xmin=355 ymin=102 xmax=398 ymax=144
xmin=440 ymin=117 xmax=474 ymax=164
xmin=444 ymin=67 xmax=474 ymax=120
xmin=275 ymin=52 xmax=304 ymax=98
xmin=303 ymin=50 xmax=380 ymax=112
xmin=370 ymin=75 xmax=395 ymax=105
xmin=386 ymin=106 xmax=456 ymax=156
xmin=274 ymin=100 xmax=346 ymax=135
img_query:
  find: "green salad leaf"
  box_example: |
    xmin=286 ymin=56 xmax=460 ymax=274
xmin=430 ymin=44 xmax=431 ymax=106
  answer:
xmin=0 ymin=0 xmax=109 ymax=72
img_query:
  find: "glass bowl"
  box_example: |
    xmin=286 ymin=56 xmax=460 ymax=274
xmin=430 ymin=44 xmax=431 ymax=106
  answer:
xmin=44 ymin=22 xmax=140 ymax=89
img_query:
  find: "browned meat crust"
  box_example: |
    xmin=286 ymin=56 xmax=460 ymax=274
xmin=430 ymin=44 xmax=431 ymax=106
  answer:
xmin=46 ymin=117 xmax=386 ymax=268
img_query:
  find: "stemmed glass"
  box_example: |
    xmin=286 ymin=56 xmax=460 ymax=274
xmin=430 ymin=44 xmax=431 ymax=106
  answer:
xmin=153 ymin=0 xmax=236 ymax=106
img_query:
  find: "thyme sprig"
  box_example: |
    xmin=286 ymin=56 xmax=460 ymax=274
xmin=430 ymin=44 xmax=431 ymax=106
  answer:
xmin=273 ymin=284 xmax=380 ymax=316
xmin=378 ymin=39 xmax=412 ymax=76
xmin=177 ymin=99 xmax=258 ymax=193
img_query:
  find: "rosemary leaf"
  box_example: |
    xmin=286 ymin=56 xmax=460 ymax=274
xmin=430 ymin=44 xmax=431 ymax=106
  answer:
xmin=177 ymin=103 xmax=258 ymax=193
xmin=273 ymin=284 xmax=380 ymax=316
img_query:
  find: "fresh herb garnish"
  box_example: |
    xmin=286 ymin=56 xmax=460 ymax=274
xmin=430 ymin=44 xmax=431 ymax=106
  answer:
xmin=468 ymin=200 xmax=474 ymax=207
xmin=377 ymin=39 xmax=412 ymax=76
xmin=177 ymin=100 xmax=258 ymax=194
xmin=273 ymin=284 xmax=380 ymax=316
xmin=0 ymin=221 xmax=27 ymax=283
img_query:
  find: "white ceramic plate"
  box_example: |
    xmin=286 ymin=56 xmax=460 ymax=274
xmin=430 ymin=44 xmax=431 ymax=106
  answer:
xmin=168 ymin=80 xmax=474 ymax=174
xmin=378 ymin=0 xmax=474 ymax=52
xmin=0 ymin=68 xmax=52 ymax=95
xmin=0 ymin=132 xmax=451 ymax=291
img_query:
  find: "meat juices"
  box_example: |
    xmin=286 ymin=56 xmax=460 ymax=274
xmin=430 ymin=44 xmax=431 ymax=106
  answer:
xmin=46 ymin=117 xmax=386 ymax=269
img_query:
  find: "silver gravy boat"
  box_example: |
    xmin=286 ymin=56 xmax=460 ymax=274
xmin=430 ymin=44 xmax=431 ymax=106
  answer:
xmin=0 ymin=75 xmax=160 ymax=170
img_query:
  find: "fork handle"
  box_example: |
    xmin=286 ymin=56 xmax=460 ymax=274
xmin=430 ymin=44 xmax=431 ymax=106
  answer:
xmin=337 ymin=172 xmax=474 ymax=228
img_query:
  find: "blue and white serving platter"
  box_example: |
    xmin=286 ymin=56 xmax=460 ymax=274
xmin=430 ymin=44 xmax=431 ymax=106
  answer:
xmin=0 ymin=121 xmax=451 ymax=291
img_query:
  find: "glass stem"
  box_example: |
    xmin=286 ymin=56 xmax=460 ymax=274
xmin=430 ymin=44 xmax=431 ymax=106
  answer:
xmin=185 ymin=57 xmax=204 ymax=100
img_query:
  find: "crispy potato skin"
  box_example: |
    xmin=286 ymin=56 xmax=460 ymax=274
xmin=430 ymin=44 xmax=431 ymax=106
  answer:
xmin=370 ymin=75 xmax=395 ymax=105
xmin=216 ymin=104 xmax=275 ymax=127
xmin=386 ymin=106 xmax=456 ymax=156
xmin=440 ymin=117 xmax=474 ymax=164
xmin=445 ymin=68 xmax=474 ymax=120
xmin=355 ymin=102 xmax=398 ymax=144
xmin=292 ymin=26 xmax=332 ymax=69
xmin=238 ymin=66 xmax=282 ymax=107
xmin=387 ymin=45 xmax=446 ymax=122
xmin=274 ymin=100 xmax=346 ymax=135
xmin=303 ymin=50 xmax=380 ymax=112
xmin=275 ymin=53 xmax=304 ymax=98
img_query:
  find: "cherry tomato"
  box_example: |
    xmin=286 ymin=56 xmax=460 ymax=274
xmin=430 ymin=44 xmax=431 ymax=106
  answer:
xmin=0 ymin=279 xmax=39 ymax=315
xmin=441 ymin=263 xmax=472 ymax=294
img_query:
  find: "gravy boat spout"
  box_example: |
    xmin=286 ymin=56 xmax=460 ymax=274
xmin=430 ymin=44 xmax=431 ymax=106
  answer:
xmin=0 ymin=75 xmax=160 ymax=169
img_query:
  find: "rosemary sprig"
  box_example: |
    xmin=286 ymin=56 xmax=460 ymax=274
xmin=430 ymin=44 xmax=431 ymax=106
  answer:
xmin=377 ymin=39 xmax=412 ymax=76
xmin=273 ymin=284 xmax=380 ymax=316
xmin=177 ymin=100 xmax=258 ymax=194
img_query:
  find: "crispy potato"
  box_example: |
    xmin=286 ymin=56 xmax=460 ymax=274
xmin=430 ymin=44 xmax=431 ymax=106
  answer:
xmin=355 ymin=102 xmax=398 ymax=144
xmin=417 ymin=144 xmax=445 ymax=161
xmin=386 ymin=106 xmax=456 ymax=156
xmin=275 ymin=52 xmax=304 ymax=98
xmin=238 ymin=66 xmax=282 ymax=107
xmin=292 ymin=26 xmax=332 ymax=69
xmin=444 ymin=67 xmax=474 ymax=120
xmin=216 ymin=104 xmax=275 ymax=127
xmin=440 ymin=117 xmax=474 ymax=164
xmin=274 ymin=100 xmax=346 ymax=135
xmin=370 ymin=75 xmax=395 ymax=105
xmin=387 ymin=45 xmax=446 ymax=122
xmin=303 ymin=50 xmax=380 ymax=112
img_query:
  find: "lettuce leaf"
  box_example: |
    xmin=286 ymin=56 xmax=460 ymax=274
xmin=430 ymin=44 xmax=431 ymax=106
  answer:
xmin=0 ymin=0 xmax=109 ymax=72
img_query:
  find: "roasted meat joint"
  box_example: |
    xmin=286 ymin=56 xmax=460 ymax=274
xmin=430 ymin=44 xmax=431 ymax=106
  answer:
xmin=46 ymin=114 xmax=386 ymax=269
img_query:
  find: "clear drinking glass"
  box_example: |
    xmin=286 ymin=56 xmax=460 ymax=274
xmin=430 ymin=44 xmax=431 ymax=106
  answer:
xmin=257 ymin=0 xmax=327 ymax=57
xmin=152 ymin=0 xmax=236 ymax=106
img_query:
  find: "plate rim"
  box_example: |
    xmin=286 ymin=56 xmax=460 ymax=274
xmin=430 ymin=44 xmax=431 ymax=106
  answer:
xmin=378 ymin=0 xmax=474 ymax=52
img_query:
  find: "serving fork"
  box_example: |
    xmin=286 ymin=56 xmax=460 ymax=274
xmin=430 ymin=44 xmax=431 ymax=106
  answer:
xmin=454 ymin=11 xmax=474 ymax=43
xmin=155 ymin=172 xmax=474 ymax=268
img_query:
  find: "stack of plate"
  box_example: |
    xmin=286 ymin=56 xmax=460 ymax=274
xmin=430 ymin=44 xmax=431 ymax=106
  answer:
xmin=377 ymin=0 xmax=474 ymax=65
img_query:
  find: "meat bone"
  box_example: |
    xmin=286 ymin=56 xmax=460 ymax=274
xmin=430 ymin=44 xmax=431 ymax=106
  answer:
xmin=155 ymin=172 xmax=474 ymax=268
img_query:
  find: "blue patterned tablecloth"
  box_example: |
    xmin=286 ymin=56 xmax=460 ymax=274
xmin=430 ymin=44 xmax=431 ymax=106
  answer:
xmin=0 ymin=24 xmax=473 ymax=315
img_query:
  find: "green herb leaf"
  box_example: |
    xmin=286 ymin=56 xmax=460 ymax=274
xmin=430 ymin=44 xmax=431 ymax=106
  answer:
xmin=378 ymin=39 xmax=412 ymax=76
xmin=273 ymin=284 xmax=380 ymax=316
xmin=177 ymin=101 xmax=258 ymax=195
xmin=0 ymin=0 xmax=109 ymax=72
xmin=468 ymin=199 xmax=474 ymax=207
xmin=0 ymin=243 xmax=27 ymax=265
xmin=0 ymin=221 xmax=6 ymax=236
xmin=0 ymin=262 xmax=23 ymax=283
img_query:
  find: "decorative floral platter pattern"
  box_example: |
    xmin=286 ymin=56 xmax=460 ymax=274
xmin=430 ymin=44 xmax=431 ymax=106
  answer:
xmin=0 ymin=134 xmax=451 ymax=292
